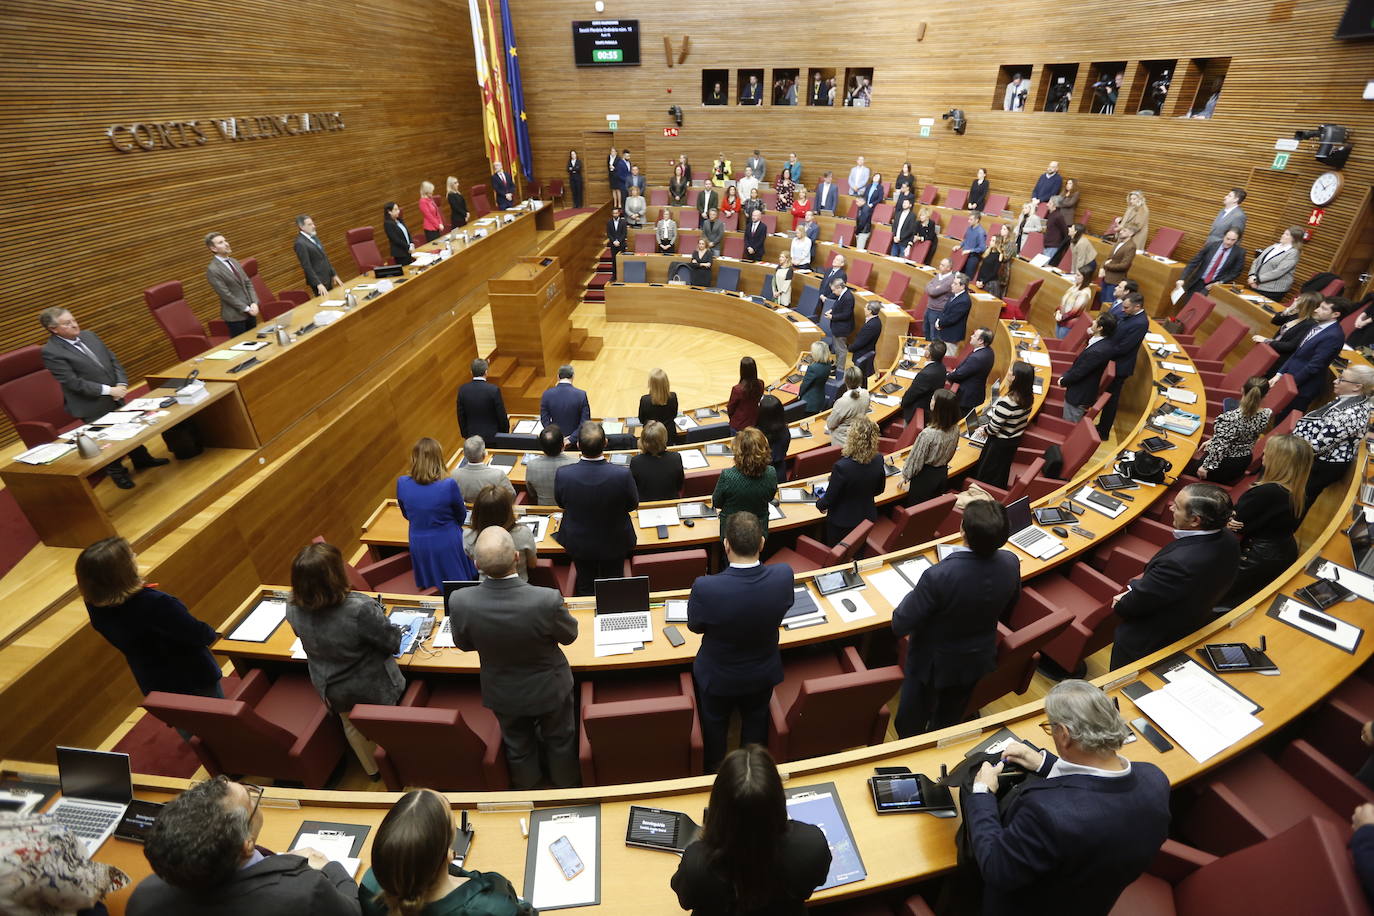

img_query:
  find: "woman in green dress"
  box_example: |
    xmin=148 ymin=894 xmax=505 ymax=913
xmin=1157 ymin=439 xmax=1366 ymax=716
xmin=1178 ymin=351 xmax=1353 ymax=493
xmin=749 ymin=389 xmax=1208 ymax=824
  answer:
xmin=711 ymin=427 xmax=778 ymax=535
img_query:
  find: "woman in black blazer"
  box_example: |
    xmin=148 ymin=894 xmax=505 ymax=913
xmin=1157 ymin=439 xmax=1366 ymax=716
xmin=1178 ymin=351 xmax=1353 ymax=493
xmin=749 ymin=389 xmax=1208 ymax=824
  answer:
xmin=816 ymin=417 xmax=887 ymax=545
xmin=968 ymin=167 xmax=990 ymax=212
xmin=445 ymin=176 xmax=468 ymax=228
xmin=382 ymin=202 xmax=414 ymax=266
xmin=638 ymin=368 xmax=681 ymax=444
xmin=567 ymin=150 xmax=585 ymax=208
xmin=78 ymin=537 xmax=222 ymax=701
xmin=630 ymin=421 xmax=685 ymax=501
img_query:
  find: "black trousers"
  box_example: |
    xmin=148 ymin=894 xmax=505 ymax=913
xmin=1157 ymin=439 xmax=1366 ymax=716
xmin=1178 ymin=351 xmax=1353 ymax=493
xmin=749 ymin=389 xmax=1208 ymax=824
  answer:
xmin=895 ymin=675 xmax=973 ymax=738
xmin=699 ymin=685 xmax=773 ymax=773
xmin=1096 ymin=376 xmax=1127 ymax=439
xmin=1305 ymin=459 xmax=1352 ymax=517
xmin=225 ymin=316 xmax=257 ymax=337
xmin=495 ymin=691 xmax=579 ymax=789
xmin=570 ymin=176 xmax=584 ymax=208
xmin=572 ymin=554 xmax=628 ymax=596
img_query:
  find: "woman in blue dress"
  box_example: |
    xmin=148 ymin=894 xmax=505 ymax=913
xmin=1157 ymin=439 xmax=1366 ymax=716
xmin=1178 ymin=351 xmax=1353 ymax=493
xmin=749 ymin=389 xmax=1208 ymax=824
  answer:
xmin=396 ymin=437 xmax=477 ymax=589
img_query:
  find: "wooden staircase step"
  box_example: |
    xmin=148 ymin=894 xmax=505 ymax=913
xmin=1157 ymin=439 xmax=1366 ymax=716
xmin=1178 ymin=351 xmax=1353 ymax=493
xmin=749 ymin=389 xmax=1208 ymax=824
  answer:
xmin=486 ymin=354 xmax=517 ymax=382
xmin=505 ymin=364 xmax=536 ymax=391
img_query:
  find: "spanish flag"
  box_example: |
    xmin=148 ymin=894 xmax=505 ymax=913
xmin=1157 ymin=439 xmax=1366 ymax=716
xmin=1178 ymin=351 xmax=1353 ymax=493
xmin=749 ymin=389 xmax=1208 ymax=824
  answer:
xmin=468 ymin=0 xmax=505 ymax=167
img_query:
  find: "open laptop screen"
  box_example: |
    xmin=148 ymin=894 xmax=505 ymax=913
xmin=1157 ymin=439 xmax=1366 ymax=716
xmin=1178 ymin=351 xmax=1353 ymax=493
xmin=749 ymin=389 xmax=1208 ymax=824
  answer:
xmin=1004 ymin=497 xmax=1033 ymax=534
xmin=442 ymin=580 xmax=481 ymax=607
xmin=1350 ymin=517 xmax=1374 ymax=574
xmin=594 ymin=576 xmax=651 ymax=614
xmin=56 ymin=747 xmax=132 ymax=805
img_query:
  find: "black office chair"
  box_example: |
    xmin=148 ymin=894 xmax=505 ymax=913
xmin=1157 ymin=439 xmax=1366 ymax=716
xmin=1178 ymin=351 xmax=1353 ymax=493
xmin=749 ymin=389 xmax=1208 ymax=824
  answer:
xmin=622 ymin=260 xmax=647 ymax=283
xmin=714 ymin=265 xmax=741 ymax=292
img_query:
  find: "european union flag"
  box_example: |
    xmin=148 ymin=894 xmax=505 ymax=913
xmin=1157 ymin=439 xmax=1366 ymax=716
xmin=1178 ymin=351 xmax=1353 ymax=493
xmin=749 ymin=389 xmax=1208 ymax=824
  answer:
xmin=500 ymin=0 xmax=533 ymax=181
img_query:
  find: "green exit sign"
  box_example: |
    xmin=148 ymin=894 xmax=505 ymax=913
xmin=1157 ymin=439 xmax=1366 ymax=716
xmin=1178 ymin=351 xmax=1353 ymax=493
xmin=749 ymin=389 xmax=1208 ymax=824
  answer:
xmin=594 ymin=49 xmax=623 ymax=63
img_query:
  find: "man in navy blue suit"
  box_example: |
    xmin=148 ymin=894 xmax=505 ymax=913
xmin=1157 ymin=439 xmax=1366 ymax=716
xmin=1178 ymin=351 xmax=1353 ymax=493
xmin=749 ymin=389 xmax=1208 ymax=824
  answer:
xmin=965 ymin=680 xmax=1171 ymax=914
xmin=742 ymin=209 xmax=768 ymax=262
xmin=554 ymin=421 xmax=639 ymax=595
xmin=1058 ymin=312 xmax=1117 ymax=423
xmin=948 ymin=327 xmax=995 ymax=415
xmin=1270 ymin=296 xmax=1346 ymax=417
xmin=814 ymin=171 xmax=839 ymax=214
xmin=539 ymin=365 xmax=592 ymax=445
xmin=824 ymin=276 xmax=856 ymax=374
xmin=1096 ymin=290 xmax=1149 ymax=439
xmin=456 ymin=358 xmax=509 ymax=446
xmin=934 ymin=273 xmax=972 ymax=343
xmin=491 ymin=161 xmax=516 ymax=209
xmin=687 ymin=512 xmax=795 ymax=771
xmin=891 ymin=499 xmax=1020 ymax=736
xmin=849 ymin=302 xmax=883 ymax=377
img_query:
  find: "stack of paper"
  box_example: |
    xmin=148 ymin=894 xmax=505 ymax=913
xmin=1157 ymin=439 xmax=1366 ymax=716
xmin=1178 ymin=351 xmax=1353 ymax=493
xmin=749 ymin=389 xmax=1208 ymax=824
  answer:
xmin=15 ymin=442 xmax=76 ymax=465
xmin=1134 ymin=671 xmax=1262 ymax=762
xmin=294 ymin=830 xmax=361 ymax=878
xmin=1165 ymin=387 xmax=1198 ymax=404
xmin=664 ymin=600 xmax=688 ymax=623
xmin=431 ymin=617 xmax=456 ymax=648
xmin=638 ymin=507 xmax=680 ymax=529
xmin=227 ymin=599 xmax=288 ymax=642
xmin=1021 ymin=350 xmax=1051 ymax=368
xmin=1160 ymin=361 xmax=1196 ymax=374
xmin=679 ymin=449 xmax=709 ymax=469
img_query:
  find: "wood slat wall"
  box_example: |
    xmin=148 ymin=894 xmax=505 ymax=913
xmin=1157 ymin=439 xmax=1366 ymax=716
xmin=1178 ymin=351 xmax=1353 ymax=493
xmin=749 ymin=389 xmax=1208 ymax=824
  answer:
xmin=507 ymin=0 xmax=1371 ymax=288
xmin=0 ymin=0 xmax=491 ymax=446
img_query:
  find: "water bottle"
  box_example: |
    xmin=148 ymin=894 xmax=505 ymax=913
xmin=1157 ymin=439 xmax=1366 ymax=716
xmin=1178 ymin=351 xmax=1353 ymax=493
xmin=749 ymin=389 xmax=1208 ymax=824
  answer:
xmin=275 ymin=326 xmax=291 ymax=347
xmin=344 ymin=290 xmax=358 ymax=309
xmin=76 ymin=433 xmax=100 ymax=459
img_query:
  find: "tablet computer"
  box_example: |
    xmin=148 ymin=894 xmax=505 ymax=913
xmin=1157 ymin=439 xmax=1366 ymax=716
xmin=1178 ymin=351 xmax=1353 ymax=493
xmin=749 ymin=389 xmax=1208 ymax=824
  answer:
xmin=1095 ymin=473 xmax=1134 ymax=490
xmin=1032 ymin=506 xmax=1075 ymax=526
xmin=868 ymin=773 xmax=955 ymax=815
xmin=1140 ymin=436 xmax=1175 ymax=453
xmin=1298 ymin=577 xmax=1353 ymax=609
xmin=1200 ymin=642 xmax=1277 ymax=673
xmin=815 ymin=568 xmax=863 ymax=595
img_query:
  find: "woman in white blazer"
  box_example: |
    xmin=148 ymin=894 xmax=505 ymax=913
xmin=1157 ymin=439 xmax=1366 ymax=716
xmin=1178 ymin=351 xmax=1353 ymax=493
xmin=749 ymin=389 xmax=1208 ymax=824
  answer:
xmin=1248 ymin=226 xmax=1302 ymax=301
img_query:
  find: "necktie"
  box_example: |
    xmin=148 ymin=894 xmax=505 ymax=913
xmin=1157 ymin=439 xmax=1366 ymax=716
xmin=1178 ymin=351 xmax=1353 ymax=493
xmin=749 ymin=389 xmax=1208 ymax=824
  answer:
xmin=1203 ymin=245 xmax=1228 ymax=283
xmin=1299 ymin=324 xmax=1326 ymax=348
xmin=73 ymin=338 xmax=102 ymax=367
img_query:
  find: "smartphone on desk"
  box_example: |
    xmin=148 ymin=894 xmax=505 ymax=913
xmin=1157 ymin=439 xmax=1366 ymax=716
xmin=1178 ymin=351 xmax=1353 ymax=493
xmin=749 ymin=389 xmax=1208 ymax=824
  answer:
xmin=549 ymin=835 xmax=584 ymax=880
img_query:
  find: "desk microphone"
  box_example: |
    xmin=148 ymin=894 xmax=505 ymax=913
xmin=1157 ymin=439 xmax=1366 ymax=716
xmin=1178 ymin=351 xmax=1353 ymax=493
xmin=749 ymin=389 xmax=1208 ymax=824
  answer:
xmin=1258 ymin=635 xmax=1267 ymax=653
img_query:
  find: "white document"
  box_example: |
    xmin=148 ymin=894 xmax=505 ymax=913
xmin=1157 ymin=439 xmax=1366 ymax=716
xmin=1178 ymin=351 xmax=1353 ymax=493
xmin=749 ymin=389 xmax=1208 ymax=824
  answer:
xmin=1009 ymin=329 xmax=1037 ymax=340
xmin=1160 ymin=361 xmax=1196 ymax=374
xmin=868 ymin=568 xmax=915 ymax=608
xmin=1144 ymin=333 xmax=1168 ymax=345
xmin=98 ymin=424 xmax=147 ymax=441
xmin=896 ymin=556 xmax=933 ymax=587
xmin=1165 ymin=387 xmax=1198 ymax=404
xmin=124 ymin=397 xmax=166 ymax=410
xmin=638 ymin=507 xmax=680 ymax=528
xmin=1021 ymin=350 xmax=1051 ymax=368
xmin=895 ymin=369 xmax=917 ymax=380
xmin=294 ymin=831 xmax=360 ymax=878
xmin=679 ymin=449 xmax=709 ymax=469
xmin=530 ymin=814 xmax=599 ymax=910
xmin=767 ymin=502 xmax=785 ymax=521
xmin=1135 ymin=678 xmax=1262 ymax=763
xmin=515 ymin=515 xmax=550 ymax=543
xmin=827 ymin=590 xmax=876 ymax=623
xmin=228 ymin=600 xmax=287 ymax=641
xmin=514 ymin=419 xmax=542 ymax=434
xmin=871 ymin=394 xmax=900 ymax=407
xmin=15 ymin=442 xmax=76 ymax=464
xmin=593 ymin=639 xmax=641 ymax=657
xmin=1275 ymin=596 xmax=1361 ymax=651
xmin=92 ymin=410 xmax=143 ymax=425
xmin=675 ymin=414 xmax=698 ymax=430
xmin=664 ymin=600 xmax=688 ymax=623
xmin=1029 ymin=253 xmax=1052 ymax=268
xmin=1161 ymin=660 xmax=1258 ymax=713
xmin=1170 ymin=285 xmax=1185 ymax=305
xmin=203 ymin=350 xmax=239 ymax=360
xmin=1309 ymin=560 xmax=1374 ymax=603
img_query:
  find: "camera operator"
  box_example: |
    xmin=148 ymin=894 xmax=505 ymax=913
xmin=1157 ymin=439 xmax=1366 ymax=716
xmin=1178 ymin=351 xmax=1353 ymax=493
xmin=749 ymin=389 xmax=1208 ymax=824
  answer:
xmin=1046 ymin=78 xmax=1071 ymax=113
xmin=1003 ymin=73 xmax=1028 ymax=111
xmin=1092 ymin=71 xmax=1123 ymax=113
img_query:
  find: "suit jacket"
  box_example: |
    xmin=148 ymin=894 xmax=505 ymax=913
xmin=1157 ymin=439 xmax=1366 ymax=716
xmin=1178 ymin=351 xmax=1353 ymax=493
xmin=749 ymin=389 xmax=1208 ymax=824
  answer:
xmin=554 ymin=458 xmax=639 ymax=559
xmin=451 ymin=576 xmax=576 ymax=716
xmin=1102 ymin=240 xmax=1135 ymax=285
xmin=612 ymin=158 xmax=631 ymax=190
xmin=688 ymin=563 xmax=796 ymax=695
xmin=1106 ymin=308 xmax=1149 ymax=379
xmin=284 ymin=592 xmax=404 ymax=711
xmin=746 ymin=156 xmax=767 ymax=182
xmin=948 ymin=346 xmax=994 ymax=413
xmin=863 ymin=183 xmax=885 ymax=207
xmin=819 ymin=267 xmax=849 ymax=296
xmin=817 ymin=455 xmax=886 ymax=530
xmin=938 ymin=291 xmax=973 ymax=342
xmin=540 ymin=382 xmax=592 ymax=440
xmin=456 ymin=379 xmax=509 ymax=445
xmin=41 ymin=331 xmax=126 ymax=421
xmin=1269 ymin=316 xmax=1315 ymax=357
xmin=451 ymin=462 xmax=515 ymax=501
xmin=1112 ymin=530 xmax=1240 ymax=666
xmin=892 ymin=209 xmax=916 ymax=245
xmin=1354 ymin=825 xmax=1374 ymax=906
xmin=127 ymin=854 xmax=360 ymax=916
xmin=697 ymin=188 xmax=720 ymax=218
xmin=606 ymin=217 xmax=627 ymax=252
xmin=491 ymin=170 xmax=516 ymax=206
xmin=293 ymin=232 xmax=336 ymax=291
xmin=851 ymin=316 xmax=882 ymax=364
xmin=206 ymin=256 xmax=258 ymax=322
xmin=815 ymin=181 xmax=839 ymax=213
xmin=383 ymin=217 xmax=414 ymax=265
xmin=1250 ymin=244 xmax=1299 ymax=295
xmin=627 ymin=173 xmax=646 ymax=194
xmin=1061 ymin=338 xmax=1113 ymax=408
xmin=892 ymin=549 xmax=1020 ymax=687
xmin=1277 ymin=321 xmax=1346 ymax=403
xmin=1205 ymin=205 xmax=1247 ymax=246
xmin=901 ymin=360 xmax=947 ymax=421
xmin=829 ymin=289 xmax=856 ymax=336
xmin=743 ymin=219 xmax=769 ymax=259
xmin=447 ymin=190 xmax=469 ymax=228
xmin=965 ymin=751 xmax=1171 ymax=916
xmin=1181 ymin=240 xmax=1245 ymax=290
xmin=524 ymin=453 xmax=576 ymax=505
xmin=86 ymin=587 xmax=220 ymax=696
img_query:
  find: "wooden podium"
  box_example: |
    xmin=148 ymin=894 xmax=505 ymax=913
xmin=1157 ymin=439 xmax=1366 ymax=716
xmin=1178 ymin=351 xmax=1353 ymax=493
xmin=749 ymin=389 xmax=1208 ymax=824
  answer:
xmin=488 ymin=256 xmax=571 ymax=376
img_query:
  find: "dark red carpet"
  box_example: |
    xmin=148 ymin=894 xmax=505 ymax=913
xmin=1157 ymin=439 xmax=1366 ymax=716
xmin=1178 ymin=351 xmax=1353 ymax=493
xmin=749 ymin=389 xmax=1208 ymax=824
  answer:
xmin=554 ymin=206 xmax=597 ymax=221
xmin=113 ymin=676 xmax=241 ymax=778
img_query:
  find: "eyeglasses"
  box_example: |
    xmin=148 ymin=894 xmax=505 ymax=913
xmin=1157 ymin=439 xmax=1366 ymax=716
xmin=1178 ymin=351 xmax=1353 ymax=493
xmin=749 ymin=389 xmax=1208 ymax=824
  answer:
xmin=1038 ymin=721 xmax=1057 ymax=736
xmin=243 ymin=782 xmax=264 ymax=819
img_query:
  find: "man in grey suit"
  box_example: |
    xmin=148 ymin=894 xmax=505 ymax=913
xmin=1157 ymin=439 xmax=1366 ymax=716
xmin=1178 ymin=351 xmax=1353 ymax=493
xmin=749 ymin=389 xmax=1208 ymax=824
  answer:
xmin=746 ymin=150 xmax=767 ymax=185
xmin=525 ymin=425 xmax=576 ymax=505
xmin=451 ymin=436 xmax=515 ymax=501
xmin=40 ymin=307 xmax=167 ymax=489
xmin=292 ymin=215 xmax=341 ymax=297
xmin=1203 ymin=188 xmax=1248 ymax=247
xmin=451 ymin=526 xmax=580 ymax=789
xmin=128 ymin=776 xmax=360 ymax=915
xmin=205 ymin=231 xmax=259 ymax=336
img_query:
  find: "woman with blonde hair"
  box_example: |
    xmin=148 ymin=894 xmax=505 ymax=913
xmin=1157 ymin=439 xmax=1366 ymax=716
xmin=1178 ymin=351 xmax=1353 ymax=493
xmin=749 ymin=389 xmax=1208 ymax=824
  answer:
xmin=1014 ymin=200 xmax=1046 ymax=254
xmin=1107 ymin=190 xmax=1149 ymax=250
xmin=1220 ymin=434 xmax=1313 ymax=608
xmin=445 ymin=176 xmax=468 ymax=229
xmin=462 ymin=485 xmax=537 ymax=581
xmin=817 ymin=416 xmax=886 ymax=544
xmin=798 ymin=339 xmax=831 ymax=413
xmin=417 ymin=180 xmax=446 ymax=242
xmin=826 ymin=366 xmax=870 ymax=447
xmin=631 ymin=420 xmax=685 ymax=501
xmin=1198 ymin=378 xmax=1271 ymax=484
xmin=638 ymin=367 xmax=680 ymax=443
xmin=773 ymin=251 xmax=795 ymax=309
xmin=655 ymin=207 xmax=678 ymax=254
xmin=790 ymin=186 xmax=811 ymax=222
xmin=711 ymin=427 xmax=779 ymax=534
xmin=1253 ymin=289 xmax=1321 ymax=354
xmin=912 ymin=205 xmax=939 ymax=264
xmin=397 ymin=436 xmax=477 ymax=587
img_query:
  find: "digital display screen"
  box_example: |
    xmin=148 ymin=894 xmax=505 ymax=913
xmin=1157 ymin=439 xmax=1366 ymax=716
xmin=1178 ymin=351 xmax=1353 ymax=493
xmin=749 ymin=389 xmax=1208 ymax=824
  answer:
xmin=572 ymin=20 xmax=641 ymax=67
xmin=872 ymin=776 xmax=922 ymax=809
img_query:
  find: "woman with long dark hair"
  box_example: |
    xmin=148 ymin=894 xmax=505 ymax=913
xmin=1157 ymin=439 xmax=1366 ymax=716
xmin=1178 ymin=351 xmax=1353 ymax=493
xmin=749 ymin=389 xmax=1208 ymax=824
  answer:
xmin=755 ymin=394 xmax=792 ymax=482
xmin=462 ymin=485 xmax=537 ymax=581
xmin=671 ymin=746 xmax=831 ymax=914
xmin=972 ymin=362 xmax=1035 ymax=489
xmin=728 ymin=356 xmax=765 ymax=431
xmin=901 ymin=388 xmax=961 ymax=506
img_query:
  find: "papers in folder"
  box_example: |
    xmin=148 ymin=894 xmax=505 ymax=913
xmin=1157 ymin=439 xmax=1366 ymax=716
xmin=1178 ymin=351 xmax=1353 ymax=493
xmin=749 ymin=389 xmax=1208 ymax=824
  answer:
xmin=1020 ymin=350 xmax=1051 ymax=368
xmin=679 ymin=449 xmax=709 ymax=470
xmin=293 ymin=830 xmax=361 ymax=878
xmin=638 ymin=507 xmax=680 ymax=528
xmin=529 ymin=811 xmax=600 ymax=910
xmin=15 ymin=442 xmax=76 ymax=465
xmin=514 ymin=419 xmax=542 ymax=434
xmin=1165 ymin=387 xmax=1197 ymax=404
xmin=1160 ymin=361 xmax=1195 ymax=374
xmin=1134 ymin=670 xmax=1262 ymax=762
xmin=1272 ymin=595 xmax=1362 ymax=652
xmin=228 ymin=599 xmax=287 ymax=642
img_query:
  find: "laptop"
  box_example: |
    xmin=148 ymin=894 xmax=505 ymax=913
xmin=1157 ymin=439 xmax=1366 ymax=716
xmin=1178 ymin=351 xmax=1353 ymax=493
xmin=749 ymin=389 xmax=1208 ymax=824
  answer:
xmin=1004 ymin=497 xmax=1067 ymax=561
xmin=1348 ymin=517 xmax=1374 ymax=576
xmin=48 ymin=747 xmax=133 ymax=856
xmin=593 ymin=576 xmax=654 ymax=643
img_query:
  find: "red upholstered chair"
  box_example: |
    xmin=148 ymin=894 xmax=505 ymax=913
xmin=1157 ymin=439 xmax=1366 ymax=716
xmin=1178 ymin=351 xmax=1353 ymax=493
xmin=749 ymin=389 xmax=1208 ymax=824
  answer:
xmin=1188 ymin=316 xmax=1248 ymax=372
xmin=312 ymin=535 xmax=438 ymax=596
xmin=1202 ymin=343 xmax=1279 ymax=412
xmin=720 ymin=211 xmax=739 ymax=232
xmin=143 ymin=669 xmax=346 ymax=788
xmin=469 ymin=186 xmax=492 ymax=216
xmin=1020 ymin=232 xmax=1045 ymax=260
xmin=908 ymin=240 xmax=932 ymax=266
xmin=546 ymin=178 xmax=565 ymax=203
xmin=278 ymin=290 xmax=311 ymax=306
xmin=1300 ymin=675 xmax=1374 ymax=773
xmin=868 ymin=228 xmax=893 ymax=255
xmin=685 ymin=188 xmax=701 ymax=208
xmin=1043 ymin=418 xmax=1100 ymax=480
xmin=790 ymin=443 xmax=843 ymax=480
xmin=722 ymin=236 xmax=745 ymax=259
xmin=349 ymin=680 xmax=508 ymax=791
xmin=881 ymin=271 xmax=911 ymax=306
xmin=1021 ymin=563 xmax=1125 ymax=676
xmin=963 ymin=599 xmax=1072 ymax=716
xmin=832 ymin=223 xmax=856 ymax=246
xmin=674 ymin=232 xmax=700 ymax=256
xmin=873 ymin=202 xmax=895 ymax=224
xmin=678 ymin=208 xmax=700 ymax=229
xmin=1175 ymin=293 xmax=1215 ymax=334
xmin=945 ymin=188 xmax=968 ymax=209
xmin=143 ymin=281 xmax=230 ymax=360
xmin=761 ymin=212 xmax=778 ymax=233
xmin=239 ymin=257 xmax=296 ymax=321
xmin=985 ymin=193 xmax=1010 ymax=214
xmin=760 ymin=191 xmax=778 ymax=210
xmin=918 ymin=184 xmax=938 ymax=205
xmin=878 ymin=414 xmax=923 ymax=454
xmin=345 ymin=227 xmax=385 ymax=275
xmin=975 ymin=457 xmax=1046 ymax=505
xmin=633 ymin=232 xmax=655 ymax=254
xmin=767 ymin=646 xmax=905 ymax=762
xmin=1321 ymin=277 xmax=1345 ymax=297
xmin=1045 ymin=314 xmax=1092 ymax=354
xmin=1057 ymin=245 xmax=1075 ymax=274
xmin=948 ymin=250 xmax=970 ymax=274
xmin=0 ymin=346 xmax=80 ymax=446
xmin=648 ymin=188 xmax=668 ymax=207
xmin=680 ymin=468 xmax=722 ymax=498
xmin=578 ymin=672 xmax=702 ymax=785
xmin=864 ymin=493 xmax=958 ymax=557
xmin=1108 ymin=818 xmax=1374 ymax=916
xmin=1090 ymin=516 xmax=1175 ymax=584
xmin=1000 ymin=278 xmax=1042 ymax=321
xmin=630 ymin=549 xmax=709 ymax=591
xmin=765 ymin=520 xmax=873 ymax=573
xmin=848 ymin=260 xmax=873 ymax=289
xmin=1146 ymin=227 xmax=1185 ymax=259
xmin=944 ymin=212 xmax=970 ymax=240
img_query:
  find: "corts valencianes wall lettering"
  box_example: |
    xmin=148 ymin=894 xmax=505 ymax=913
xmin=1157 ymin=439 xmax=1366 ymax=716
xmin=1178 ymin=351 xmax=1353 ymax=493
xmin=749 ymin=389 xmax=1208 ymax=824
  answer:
xmin=105 ymin=111 xmax=346 ymax=152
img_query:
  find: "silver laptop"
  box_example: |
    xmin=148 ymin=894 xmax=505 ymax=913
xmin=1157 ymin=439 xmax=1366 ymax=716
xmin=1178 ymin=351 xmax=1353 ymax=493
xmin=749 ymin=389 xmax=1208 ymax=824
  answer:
xmin=593 ymin=576 xmax=654 ymax=643
xmin=1005 ymin=497 xmax=1067 ymax=561
xmin=48 ymin=747 xmax=133 ymax=856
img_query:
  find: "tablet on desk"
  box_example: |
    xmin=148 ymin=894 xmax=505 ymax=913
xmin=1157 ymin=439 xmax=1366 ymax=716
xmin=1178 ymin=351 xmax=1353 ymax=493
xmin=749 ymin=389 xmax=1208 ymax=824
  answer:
xmin=1095 ymin=473 xmax=1134 ymax=491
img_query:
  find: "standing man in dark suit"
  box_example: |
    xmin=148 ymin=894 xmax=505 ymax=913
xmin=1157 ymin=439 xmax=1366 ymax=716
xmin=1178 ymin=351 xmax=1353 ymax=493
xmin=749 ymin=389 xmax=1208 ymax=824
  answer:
xmin=814 ymin=171 xmax=839 ymax=214
xmin=696 ymin=183 xmax=720 ymax=221
xmin=948 ymin=327 xmax=995 ymax=415
xmin=965 ymin=680 xmax=1171 ymax=914
xmin=40 ymin=308 xmax=168 ymax=489
xmin=687 ymin=512 xmax=795 ymax=772
xmin=818 ymin=254 xmax=848 ymax=293
xmin=204 ymin=232 xmax=259 ymax=336
xmin=745 ymin=150 xmax=768 ymax=185
xmin=539 ymin=365 xmax=592 ymax=444
xmin=742 ymin=209 xmax=768 ymax=262
xmin=292 ymin=215 xmax=341 ymax=297
xmin=614 ymin=150 xmax=633 ymax=205
xmin=1203 ymin=187 xmax=1247 ymax=247
xmin=740 ymin=73 xmax=762 ymax=105
xmin=1269 ymin=295 xmax=1346 ymax=416
xmin=1175 ymin=229 xmax=1245 ymax=300
xmin=935 ymin=273 xmax=973 ymax=343
xmin=554 ymin=421 xmax=639 ymax=594
xmin=1110 ymin=483 xmax=1240 ymax=668
xmin=382 ymin=202 xmax=414 ymax=266
xmin=491 ymin=160 xmax=516 ymax=209
xmin=450 ymin=526 xmax=580 ymax=788
xmin=901 ymin=340 xmax=948 ymax=423
xmin=823 ymin=276 xmax=856 ymax=374
xmin=890 ymin=197 xmax=917 ymax=256
xmin=850 ymin=302 xmax=883 ymax=376
xmin=1096 ymin=291 xmax=1149 ymax=438
xmin=605 ymin=206 xmax=627 ymax=280
xmin=923 ymin=258 xmax=956 ymax=341
xmin=455 ymin=358 xmax=509 ymax=447
xmin=129 ymin=776 xmax=361 ymax=915
xmin=892 ymin=499 xmax=1020 ymax=735
xmin=1059 ymin=312 xmax=1117 ymax=423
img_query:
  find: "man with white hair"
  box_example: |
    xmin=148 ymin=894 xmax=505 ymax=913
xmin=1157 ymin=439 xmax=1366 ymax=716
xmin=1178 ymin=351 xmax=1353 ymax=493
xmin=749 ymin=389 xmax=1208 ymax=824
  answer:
xmin=965 ymin=679 xmax=1171 ymax=913
xmin=450 ymin=435 xmax=515 ymax=500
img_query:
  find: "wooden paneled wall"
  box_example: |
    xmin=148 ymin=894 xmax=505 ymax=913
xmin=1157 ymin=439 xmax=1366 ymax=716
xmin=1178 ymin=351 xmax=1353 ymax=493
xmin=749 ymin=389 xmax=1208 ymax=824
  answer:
xmin=0 ymin=0 xmax=492 ymax=446
xmin=507 ymin=0 xmax=1371 ymax=287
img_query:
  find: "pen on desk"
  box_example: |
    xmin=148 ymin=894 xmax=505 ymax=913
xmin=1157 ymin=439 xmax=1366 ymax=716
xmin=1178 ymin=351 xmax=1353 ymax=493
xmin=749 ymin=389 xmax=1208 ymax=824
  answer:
xmin=520 ymin=818 xmax=528 ymax=838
